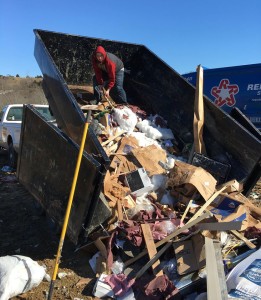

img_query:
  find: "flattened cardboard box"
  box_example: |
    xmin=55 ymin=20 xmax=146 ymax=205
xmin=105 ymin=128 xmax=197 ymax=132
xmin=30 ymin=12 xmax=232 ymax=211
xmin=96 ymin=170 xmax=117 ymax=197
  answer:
xmin=168 ymin=161 xmax=217 ymax=201
xmin=173 ymin=234 xmax=206 ymax=275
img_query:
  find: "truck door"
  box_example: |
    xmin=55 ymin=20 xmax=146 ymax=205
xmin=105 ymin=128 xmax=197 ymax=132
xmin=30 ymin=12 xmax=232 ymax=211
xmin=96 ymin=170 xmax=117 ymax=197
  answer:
xmin=5 ymin=106 xmax=23 ymax=149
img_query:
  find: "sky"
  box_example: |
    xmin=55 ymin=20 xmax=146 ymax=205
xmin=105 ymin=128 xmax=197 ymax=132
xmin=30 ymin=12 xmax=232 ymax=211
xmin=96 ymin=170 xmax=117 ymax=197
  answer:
xmin=0 ymin=0 xmax=260 ymax=77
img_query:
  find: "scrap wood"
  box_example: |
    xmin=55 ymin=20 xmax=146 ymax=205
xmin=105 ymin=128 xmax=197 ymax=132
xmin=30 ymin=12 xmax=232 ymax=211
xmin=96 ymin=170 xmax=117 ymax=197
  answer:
xmin=141 ymin=224 xmax=164 ymax=277
xmin=230 ymin=230 xmax=256 ymax=249
xmin=102 ymin=87 xmax=116 ymax=108
xmin=196 ymin=221 xmax=242 ymax=231
xmin=101 ymin=130 xmax=127 ymax=147
xmin=110 ymin=136 xmax=140 ymax=170
xmin=124 ymin=211 xmax=212 ymax=268
xmin=107 ymin=142 xmax=119 ymax=154
xmin=103 ymin=171 xmax=130 ymax=207
xmin=205 ymin=237 xmax=228 ymax=300
xmin=188 ymin=185 xmax=228 ymax=223
xmin=117 ymin=200 xmax=123 ymax=221
xmin=94 ymin=237 xmax=110 ymax=275
xmin=122 ymin=195 xmax=136 ymax=209
xmin=218 ymin=179 xmax=243 ymax=194
xmin=80 ymin=104 xmax=102 ymax=110
xmin=114 ymin=160 xmax=123 ymax=175
xmin=193 ymin=64 xmax=207 ymax=155
xmin=134 ymin=242 xmax=173 ymax=280
xmin=180 ymin=199 xmax=193 ymax=223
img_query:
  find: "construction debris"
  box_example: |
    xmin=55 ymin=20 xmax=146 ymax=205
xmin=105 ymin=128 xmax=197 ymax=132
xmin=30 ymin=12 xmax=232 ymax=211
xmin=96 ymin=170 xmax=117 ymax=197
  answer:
xmin=71 ymin=92 xmax=261 ymax=299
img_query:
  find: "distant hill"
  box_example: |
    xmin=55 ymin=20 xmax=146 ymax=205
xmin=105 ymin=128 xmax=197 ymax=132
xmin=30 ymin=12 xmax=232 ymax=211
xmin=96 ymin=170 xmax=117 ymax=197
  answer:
xmin=0 ymin=76 xmax=47 ymax=110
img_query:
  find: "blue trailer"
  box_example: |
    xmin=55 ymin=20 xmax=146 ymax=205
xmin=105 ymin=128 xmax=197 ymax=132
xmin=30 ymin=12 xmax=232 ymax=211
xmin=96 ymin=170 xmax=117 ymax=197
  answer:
xmin=182 ymin=63 xmax=261 ymax=130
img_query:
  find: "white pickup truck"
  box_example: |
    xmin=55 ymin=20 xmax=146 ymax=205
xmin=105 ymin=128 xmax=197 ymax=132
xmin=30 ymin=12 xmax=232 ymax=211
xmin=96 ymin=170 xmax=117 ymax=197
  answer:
xmin=0 ymin=104 xmax=55 ymax=168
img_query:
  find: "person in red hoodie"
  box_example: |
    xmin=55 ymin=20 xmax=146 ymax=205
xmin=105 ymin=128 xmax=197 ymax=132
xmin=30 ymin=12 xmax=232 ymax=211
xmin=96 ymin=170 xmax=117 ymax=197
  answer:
xmin=92 ymin=46 xmax=127 ymax=104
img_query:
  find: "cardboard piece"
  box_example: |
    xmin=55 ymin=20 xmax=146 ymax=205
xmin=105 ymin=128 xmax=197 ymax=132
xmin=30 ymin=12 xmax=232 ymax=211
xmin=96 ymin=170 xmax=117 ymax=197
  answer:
xmin=209 ymin=195 xmax=261 ymax=230
xmin=217 ymin=179 xmax=243 ymax=194
xmin=167 ymin=160 xmax=217 ymax=201
xmin=173 ymin=233 xmax=206 ymax=275
xmin=131 ymin=144 xmax=167 ymax=176
xmin=110 ymin=137 xmax=141 ymax=173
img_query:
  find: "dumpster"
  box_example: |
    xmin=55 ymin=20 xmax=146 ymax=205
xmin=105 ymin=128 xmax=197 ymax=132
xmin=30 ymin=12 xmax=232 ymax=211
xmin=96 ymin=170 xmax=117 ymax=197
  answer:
xmin=17 ymin=29 xmax=261 ymax=245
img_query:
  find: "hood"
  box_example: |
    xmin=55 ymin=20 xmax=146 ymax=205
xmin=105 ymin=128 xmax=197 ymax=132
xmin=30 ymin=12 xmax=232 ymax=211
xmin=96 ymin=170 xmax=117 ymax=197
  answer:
xmin=95 ymin=46 xmax=106 ymax=57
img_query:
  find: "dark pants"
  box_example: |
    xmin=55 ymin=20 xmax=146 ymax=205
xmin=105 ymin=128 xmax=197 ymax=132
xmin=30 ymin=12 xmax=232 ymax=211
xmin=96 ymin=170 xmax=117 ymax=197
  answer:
xmin=93 ymin=70 xmax=127 ymax=103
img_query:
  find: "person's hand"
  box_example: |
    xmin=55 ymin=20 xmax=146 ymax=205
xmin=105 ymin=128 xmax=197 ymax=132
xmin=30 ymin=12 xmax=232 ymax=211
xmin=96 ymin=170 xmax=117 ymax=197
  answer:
xmin=104 ymin=89 xmax=110 ymax=99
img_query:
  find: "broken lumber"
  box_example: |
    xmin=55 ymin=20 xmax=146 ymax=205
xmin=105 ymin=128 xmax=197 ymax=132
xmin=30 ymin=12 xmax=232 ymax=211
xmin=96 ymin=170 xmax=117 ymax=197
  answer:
xmin=230 ymin=230 xmax=256 ymax=249
xmin=141 ymin=224 xmax=164 ymax=277
xmin=189 ymin=185 xmax=227 ymax=223
xmin=101 ymin=130 xmax=126 ymax=147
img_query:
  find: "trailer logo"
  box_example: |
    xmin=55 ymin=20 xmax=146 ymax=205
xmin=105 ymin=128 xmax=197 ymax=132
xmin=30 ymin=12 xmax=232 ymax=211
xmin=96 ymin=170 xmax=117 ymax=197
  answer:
xmin=211 ymin=79 xmax=239 ymax=107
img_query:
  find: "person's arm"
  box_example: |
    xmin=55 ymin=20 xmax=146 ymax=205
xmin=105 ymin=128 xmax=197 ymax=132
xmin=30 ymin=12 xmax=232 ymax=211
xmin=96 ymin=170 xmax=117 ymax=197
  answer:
xmin=92 ymin=59 xmax=104 ymax=85
xmin=106 ymin=60 xmax=116 ymax=90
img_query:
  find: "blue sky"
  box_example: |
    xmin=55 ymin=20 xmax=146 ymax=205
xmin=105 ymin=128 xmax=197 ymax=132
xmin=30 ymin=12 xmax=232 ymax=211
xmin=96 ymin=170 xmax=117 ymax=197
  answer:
xmin=0 ymin=0 xmax=260 ymax=77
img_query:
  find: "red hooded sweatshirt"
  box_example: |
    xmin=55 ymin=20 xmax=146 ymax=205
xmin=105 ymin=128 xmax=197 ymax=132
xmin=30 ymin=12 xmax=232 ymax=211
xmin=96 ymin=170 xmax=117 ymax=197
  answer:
xmin=92 ymin=46 xmax=124 ymax=89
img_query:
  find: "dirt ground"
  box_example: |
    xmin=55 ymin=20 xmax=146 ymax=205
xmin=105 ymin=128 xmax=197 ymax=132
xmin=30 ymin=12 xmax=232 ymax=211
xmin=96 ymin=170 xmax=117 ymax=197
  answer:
xmin=0 ymin=149 xmax=260 ymax=300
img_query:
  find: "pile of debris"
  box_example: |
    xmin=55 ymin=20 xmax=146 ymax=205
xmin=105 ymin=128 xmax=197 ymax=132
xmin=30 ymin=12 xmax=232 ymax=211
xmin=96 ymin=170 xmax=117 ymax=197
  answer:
xmin=77 ymin=95 xmax=261 ymax=300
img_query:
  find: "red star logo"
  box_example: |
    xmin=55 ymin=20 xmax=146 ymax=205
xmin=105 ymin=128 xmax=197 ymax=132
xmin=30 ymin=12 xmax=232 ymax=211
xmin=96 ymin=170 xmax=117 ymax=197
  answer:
xmin=211 ymin=79 xmax=239 ymax=107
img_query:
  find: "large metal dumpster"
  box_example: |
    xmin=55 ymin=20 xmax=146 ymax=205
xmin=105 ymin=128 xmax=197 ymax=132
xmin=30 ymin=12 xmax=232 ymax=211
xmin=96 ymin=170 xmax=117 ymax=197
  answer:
xmin=17 ymin=29 xmax=261 ymax=245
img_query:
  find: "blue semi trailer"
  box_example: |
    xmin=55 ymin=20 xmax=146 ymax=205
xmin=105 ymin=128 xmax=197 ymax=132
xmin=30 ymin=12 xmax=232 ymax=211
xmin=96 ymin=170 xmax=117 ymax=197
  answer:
xmin=182 ymin=63 xmax=261 ymax=130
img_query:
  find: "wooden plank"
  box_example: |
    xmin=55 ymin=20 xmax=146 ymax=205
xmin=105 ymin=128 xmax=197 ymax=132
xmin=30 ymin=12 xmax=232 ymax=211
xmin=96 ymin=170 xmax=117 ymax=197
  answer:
xmin=230 ymin=230 xmax=256 ymax=249
xmin=101 ymin=130 xmax=126 ymax=146
xmin=180 ymin=199 xmax=193 ymax=223
xmin=80 ymin=104 xmax=101 ymax=110
xmin=141 ymin=224 xmax=163 ymax=276
xmin=124 ymin=211 xmax=211 ymax=268
xmin=189 ymin=186 xmax=227 ymax=223
xmin=117 ymin=200 xmax=123 ymax=221
xmin=196 ymin=221 xmax=242 ymax=231
xmin=205 ymin=237 xmax=228 ymax=300
xmin=134 ymin=242 xmax=172 ymax=280
xmin=193 ymin=65 xmax=206 ymax=155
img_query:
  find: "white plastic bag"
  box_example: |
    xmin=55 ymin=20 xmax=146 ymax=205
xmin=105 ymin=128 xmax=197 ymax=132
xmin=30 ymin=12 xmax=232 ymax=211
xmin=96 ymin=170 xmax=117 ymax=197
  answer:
xmin=113 ymin=107 xmax=137 ymax=132
xmin=0 ymin=255 xmax=46 ymax=300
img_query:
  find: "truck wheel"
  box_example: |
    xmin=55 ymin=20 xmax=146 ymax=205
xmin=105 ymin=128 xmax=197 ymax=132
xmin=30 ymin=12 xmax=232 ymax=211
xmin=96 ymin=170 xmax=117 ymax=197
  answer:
xmin=8 ymin=141 xmax=18 ymax=169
